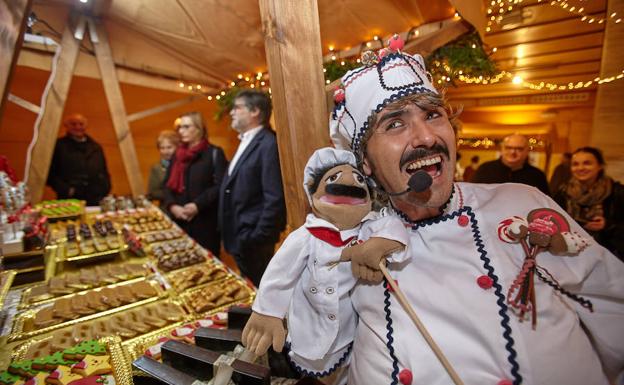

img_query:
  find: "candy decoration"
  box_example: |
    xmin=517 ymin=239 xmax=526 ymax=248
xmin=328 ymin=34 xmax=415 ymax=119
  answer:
xmin=388 ymin=34 xmax=405 ymax=52
xmin=497 ymin=216 xmax=527 ymax=243
xmin=527 ymin=208 xmax=570 ymax=233
xmin=377 ymin=48 xmax=391 ymax=60
xmin=499 ymin=208 xmax=592 ymax=329
xmin=361 ymin=50 xmax=378 ymax=67
xmin=333 ymin=87 xmax=345 ymax=104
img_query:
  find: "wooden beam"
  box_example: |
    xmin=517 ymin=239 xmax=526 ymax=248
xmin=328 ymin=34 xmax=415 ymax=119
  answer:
xmin=259 ymin=0 xmax=329 ymax=229
xmin=0 ymin=0 xmax=33 ymax=119
xmin=25 ymin=16 xmax=82 ymax=203
xmin=127 ymin=95 xmax=201 ymax=122
xmin=8 ymin=93 xmax=40 ymax=114
xmin=90 ymin=18 xmax=145 ymax=196
xmin=403 ymin=19 xmax=470 ymax=57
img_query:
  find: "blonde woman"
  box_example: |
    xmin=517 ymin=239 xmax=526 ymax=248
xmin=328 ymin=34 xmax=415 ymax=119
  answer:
xmin=147 ymin=129 xmax=180 ymax=203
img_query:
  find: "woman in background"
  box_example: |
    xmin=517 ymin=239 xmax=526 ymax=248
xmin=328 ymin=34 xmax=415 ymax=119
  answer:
xmin=147 ymin=129 xmax=180 ymax=205
xmin=163 ymin=112 xmax=227 ymax=257
xmin=554 ymin=146 xmax=624 ymax=260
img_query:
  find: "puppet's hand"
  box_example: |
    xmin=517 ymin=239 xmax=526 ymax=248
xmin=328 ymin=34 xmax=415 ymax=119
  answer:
xmin=341 ymin=237 xmax=405 ymax=283
xmin=242 ymin=312 xmax=286 ymax=356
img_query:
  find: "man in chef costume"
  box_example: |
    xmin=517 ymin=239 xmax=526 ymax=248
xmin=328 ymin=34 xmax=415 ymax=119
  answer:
xmin=293 ymin=35 xmax=624 ymax=385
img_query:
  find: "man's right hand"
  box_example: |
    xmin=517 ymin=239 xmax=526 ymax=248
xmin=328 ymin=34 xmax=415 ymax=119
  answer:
xmin=170 ymin=204 xmax=188 ymax=221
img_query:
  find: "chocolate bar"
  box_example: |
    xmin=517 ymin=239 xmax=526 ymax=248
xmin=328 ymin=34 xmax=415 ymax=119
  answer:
xmin=161 ymin=340 xmax=270 ymax=385
xmin=228 ymin=305 xmax=252 ymax=331
xmin=132 ymin=356 xmax=196 ymax=385
xmin=194 ymin=327 xmax=242 ymax=353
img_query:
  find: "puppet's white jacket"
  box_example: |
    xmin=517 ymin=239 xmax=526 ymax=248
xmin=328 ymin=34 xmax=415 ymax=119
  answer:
xmin=288 ymin=183 xmax=624 ymax=384
xmin=253 ymin=212 xmax=409 ymax=368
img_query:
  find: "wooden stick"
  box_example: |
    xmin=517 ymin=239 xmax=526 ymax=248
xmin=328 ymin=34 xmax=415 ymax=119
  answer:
xmin=379 ymin=262 xmax=465 ymax=385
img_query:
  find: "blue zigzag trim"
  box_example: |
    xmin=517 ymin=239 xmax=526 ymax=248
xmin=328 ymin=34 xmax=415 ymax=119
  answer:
xmin=285 ymin=342 xmax=353 ymax=378
xmin=352 ymin=87 xmax=437 ymax=154
xmin=535 ymin=267 xmax=594 ymax=312
xmin=383 ymin=279 xmax=400 ymax=385
xmin=465 ymin=207 xmax=523 ymax=385
xmin=377 ymin=54 xmax=426 ymax=92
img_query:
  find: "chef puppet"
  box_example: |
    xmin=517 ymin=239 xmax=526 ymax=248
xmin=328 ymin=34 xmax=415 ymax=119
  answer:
xmin=242 ymin=147 xmax=409 ymax=374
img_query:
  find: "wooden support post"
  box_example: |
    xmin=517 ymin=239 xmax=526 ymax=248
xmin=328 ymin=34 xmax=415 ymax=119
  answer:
xmin=90 ymin=18 xmax=145 ymax=196
xmin=25 ymin=17 xmax=82 ymax=203
xmin=259 ymin=0 xmax=329 ymax=229
xmin=591 ymin=0 xmax=624 ymax=182
xmin=0 ymin=0 xmax=32 ymax=118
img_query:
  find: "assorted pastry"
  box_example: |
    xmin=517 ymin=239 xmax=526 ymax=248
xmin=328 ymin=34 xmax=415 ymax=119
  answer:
xmin=151 ymin=238 xmax=209 ymax=272
xmin=166 ymin=263 xmax=229 ymax=292
xmin=62 ymin=221 xmax=121 ymax=258
xmin=18 ymin=301 xmax=187 ymax=361
xmin=35 ymin=199 xmax=83 ymax=219
xmin=185 ymin=280 xmax=252 ymax=314
xmin=141 ymin=228 xmax=184 ymax=244
xmin=0 ymin=339 xmax=115 ymax=385
xmin=23 ymin=263 xmax=148 ymax=304
xmin=26 ymin=280 xmax=160 ymax=332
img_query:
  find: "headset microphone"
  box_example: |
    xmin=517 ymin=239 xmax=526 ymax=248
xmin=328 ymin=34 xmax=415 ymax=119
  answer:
xmin=386 ymin=170 xmax=433 ymax=196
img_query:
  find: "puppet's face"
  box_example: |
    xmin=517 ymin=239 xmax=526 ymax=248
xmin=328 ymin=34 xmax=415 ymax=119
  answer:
xmin=311 ymin=164 xmax=372 ymax=230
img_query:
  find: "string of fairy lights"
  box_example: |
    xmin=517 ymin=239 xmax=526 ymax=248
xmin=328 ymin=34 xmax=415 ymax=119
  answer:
xmin=486 ymin=0 xmax=621 ymax=32
xmin=176 ymin=1 xmax=623 ymax=102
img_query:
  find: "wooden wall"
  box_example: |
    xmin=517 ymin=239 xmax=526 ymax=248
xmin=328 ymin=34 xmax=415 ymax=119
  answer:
xmin=0 ymin=65 xmax=239 ymax=200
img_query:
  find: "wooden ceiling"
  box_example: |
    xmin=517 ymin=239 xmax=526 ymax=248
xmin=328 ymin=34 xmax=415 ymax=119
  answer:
xmin=27 ymin=0 xmax=454 ymax=90
xmin=22 ymin=0 xmax=617 ymax=146
xmin=448 ymin=0 xmax=608 ymax=103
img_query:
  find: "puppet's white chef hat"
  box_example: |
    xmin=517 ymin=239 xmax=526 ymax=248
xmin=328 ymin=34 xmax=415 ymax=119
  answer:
xmin=303 ymin=147 xmax=357 ymax=204
xmin=329 ymin=35 xmax=438 ymax=155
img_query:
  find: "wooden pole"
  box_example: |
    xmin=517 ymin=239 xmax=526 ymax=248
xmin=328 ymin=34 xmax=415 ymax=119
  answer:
xmin=0 ymin=0 xmax=33 ymax=119
xmin=90 ymin=18 xmax=145 ymax=196
xmin=25 ymin=16 xmax=82 ymax=203
xmin=259 ymin=0 xmax=329 ymax=229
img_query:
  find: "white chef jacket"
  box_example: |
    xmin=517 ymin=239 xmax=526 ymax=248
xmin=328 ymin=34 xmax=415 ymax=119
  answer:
xmin=289 ymin=183 xmax=624 ymax=385
xmin=253 ymin=211 xmax=409 ymax=373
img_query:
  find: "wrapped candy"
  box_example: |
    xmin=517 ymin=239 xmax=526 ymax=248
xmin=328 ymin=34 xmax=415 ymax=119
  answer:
xmin=497 ymin=216 xmax=528 ymax=243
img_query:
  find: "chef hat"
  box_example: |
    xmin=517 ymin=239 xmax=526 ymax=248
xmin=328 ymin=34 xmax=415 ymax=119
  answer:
xmin=303 ymin=147 xmax=357 ymax=204
xmin=329 ymin=41 xmax=437 ymax=155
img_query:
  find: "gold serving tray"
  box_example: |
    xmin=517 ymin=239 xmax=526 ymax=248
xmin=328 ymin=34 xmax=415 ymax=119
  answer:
xmin=6 ymin=298 xmax=190 ymax=363
xmin=19 ymin=276 xmax=148 ymax=309
xmin=11 ymin=335 xmax=132 ymax=385
xmin=180 ymin=277 xmax=256 ymax=317
xmin=56 ymin=242 xmax=128 ymax=263
xmin=163 ymin=260 xmax=230 ymax=293
xmin=9 ymin=279 xmax=166 ymax=342
xmin=0 ymin=270 xmax=16 ymax=306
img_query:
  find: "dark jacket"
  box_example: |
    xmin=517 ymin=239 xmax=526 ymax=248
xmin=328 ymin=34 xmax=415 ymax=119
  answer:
xmin=163 ymin=144 xmax=227 ymax=257
xmin=554 ymin=180 xmax=624 ymax=261
xmin=473 ymin=158 xmax=550 ymax=196
xmin=218 ymin=128 xmax=286 ymax=255
xmin=47 ymin=135 xmax=111 ymax=206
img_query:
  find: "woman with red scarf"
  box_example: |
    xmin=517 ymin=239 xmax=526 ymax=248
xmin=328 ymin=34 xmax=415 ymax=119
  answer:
xmin=163 ymin=111 xmax=227 ymax=257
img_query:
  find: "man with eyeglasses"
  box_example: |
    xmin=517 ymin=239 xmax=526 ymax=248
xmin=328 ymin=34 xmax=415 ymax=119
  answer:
xmin=473 ymin=134 xmax=549 ymax=195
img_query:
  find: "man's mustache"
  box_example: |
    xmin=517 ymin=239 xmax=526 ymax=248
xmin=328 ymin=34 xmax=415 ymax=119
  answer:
xmin=325 ymin=183 xmax=368 ymax=198
xmin=399 ymin=144 xmax=450 ymax=169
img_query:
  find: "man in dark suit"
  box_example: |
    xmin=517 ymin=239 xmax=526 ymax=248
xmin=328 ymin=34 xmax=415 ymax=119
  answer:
xmin=219 ymin=90 xmax=287 ymax=286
